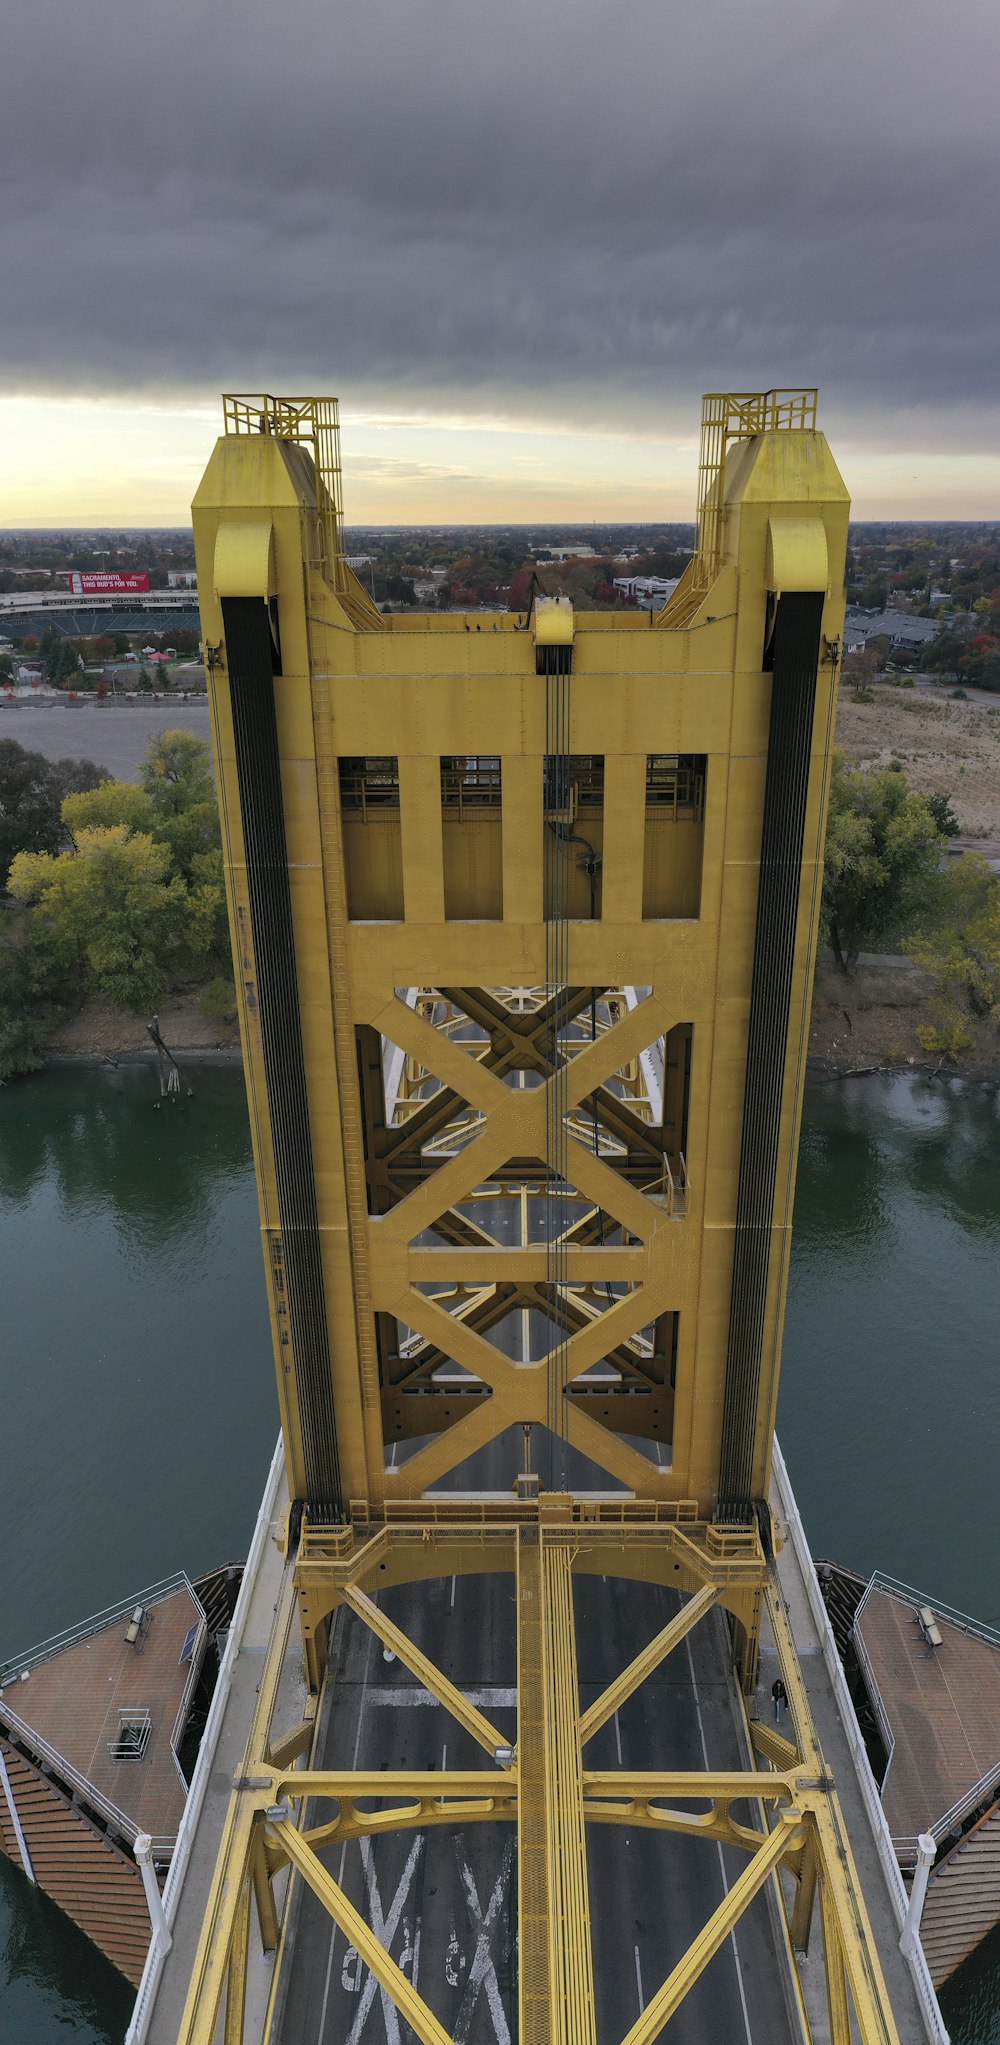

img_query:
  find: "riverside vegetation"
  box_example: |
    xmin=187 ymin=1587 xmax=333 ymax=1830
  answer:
xmin=0 ymin=730 xmax=235 ymax=1079
xmin=1 ymin=731 xmax=999 ymax=1081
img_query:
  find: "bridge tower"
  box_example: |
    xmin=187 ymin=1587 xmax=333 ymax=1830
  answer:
xmin=179 ymin=392 xmax=903 ymax=2044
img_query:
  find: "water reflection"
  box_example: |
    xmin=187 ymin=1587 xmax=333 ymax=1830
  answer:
xmin=0 ymin=1065 xmax=254 ymax=1257
xmin=0 ymin=1857 xmax=134 ymax=2044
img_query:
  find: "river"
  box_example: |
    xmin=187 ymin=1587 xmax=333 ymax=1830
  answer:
xmin=0 ymin=1064 xmax=997 ymax=2041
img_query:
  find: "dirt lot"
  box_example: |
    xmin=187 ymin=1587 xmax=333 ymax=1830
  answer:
xmin=836 ymin=681 xmax=1000 ymax=839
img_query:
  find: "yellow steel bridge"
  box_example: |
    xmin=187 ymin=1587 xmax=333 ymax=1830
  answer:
xmin=175 ymin=389 xmax=904 ymax=2043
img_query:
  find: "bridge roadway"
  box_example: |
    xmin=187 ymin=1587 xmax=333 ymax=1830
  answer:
xmin=274 ymin=1195 xmax=795 ymax=2045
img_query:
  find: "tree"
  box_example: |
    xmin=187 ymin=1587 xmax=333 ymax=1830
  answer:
xmin=139 ymin=730 xmax=219 ymax=875
xmin=925 ymin=791 xmax=960 ymax=838
xmin=842 ymin=647 xmax=880 ymax=693
xmin=0 ymin=653 xmax=13 ymax=683
xmin=822 ymin=754 xmax=944 ymax=973
xmin=9 ymin=825 xmax=187 ymax=1011
xmin=0 ymin=739 xmax=107 ymax=888
xmin=908 ymin=854 xmax=1000 ymax=1029
xmin=62 ymin=781 xmax=156 ymax=841
xmin=40 ymin=626 xmax=83 ymax=688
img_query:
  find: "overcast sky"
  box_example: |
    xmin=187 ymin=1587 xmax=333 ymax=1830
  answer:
xmin=3 ymin=0 xmax=999 ymax=523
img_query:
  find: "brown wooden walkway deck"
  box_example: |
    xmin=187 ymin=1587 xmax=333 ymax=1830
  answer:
xmin=854 ymin=1583 xmax=1000 ymax=1864
xmin=0 ymin=1583 xmax=203 ymax=1846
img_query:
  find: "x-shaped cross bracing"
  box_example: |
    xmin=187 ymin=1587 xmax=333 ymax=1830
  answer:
xmin=364 ymin=990 xmax=684 ymax=1491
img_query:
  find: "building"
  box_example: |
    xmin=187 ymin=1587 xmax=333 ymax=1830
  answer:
xmin=843 ymin=606 xmax=943 ymax=656
xmin=613 ymin=573 xmax=680 ymax=605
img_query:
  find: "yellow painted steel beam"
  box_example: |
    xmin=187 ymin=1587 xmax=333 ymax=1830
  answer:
xmin=336 ymin=1585 xmax=509 ymax=1755
xmin=619 ymin=1810 xmax=805 ymax=2045
xmin=583 ymin=1768 xmax=795 ymax=1801
xmin=223 ymin=1872 xmax=250 ymax=2045
xmin=273 ymin=1821 xmax=455 ymax=2045
xmin=821 ymin=1871 xmax=853 ymax=2045
xmin=542 ymin=1538 xmax=598 ymax=2045
xmin=403 ymin=1246 xmax=647 ymax=1283
xmin=583 ymin=1799 xmax=764 ymax=1852
xmin=748 ymin=1717 xmax=800 ymax=1771
xmin=517 ymin=1531 xmax=554 ymax=2045
xmin=276 ymin=1767 xmax=515 ymax=1801
xmin=300 ymin=1788 xmax=519 ymax=1850
xmin=579 ymin=1583 xmax=719 ymax=1745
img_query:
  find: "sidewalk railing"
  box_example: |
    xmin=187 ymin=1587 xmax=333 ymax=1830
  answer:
xmin=771 ymin=1439 xmax=949 ymax=2045
xmin=124 ymin=1435 xmax=286 ymax=2045
xmin=0 ymin=1575 xmax=193 ymax=1686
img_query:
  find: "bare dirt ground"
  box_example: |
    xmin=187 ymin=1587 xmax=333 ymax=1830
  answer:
xmin=46 ymin=987 xmax=239 ymax=1060
xmin=836 ymin=681 xmax=1000 ymax=839
xmin=809 ymin=957 xmax=998 ymax=1080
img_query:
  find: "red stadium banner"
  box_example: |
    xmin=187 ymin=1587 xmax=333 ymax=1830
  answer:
xmin=69 ymin=571 xmax=152 ymax=594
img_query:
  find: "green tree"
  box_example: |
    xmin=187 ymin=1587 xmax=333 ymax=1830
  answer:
xmin=9 ymin=826 xmax=187 ymax=1010
xmin=139 ymin=730 xmax=219 ymax=876
xmin=925 ymin=791 xmax=960 ymax=838
xmin=62 ymin=780 xmax=157 ymax=841
xmin=0 ymin=653 xmax=13 ymax=682
xmin=40 ymin=626 xmax=83 ymax=688
xmin=822 ymin=755 xmax=944 ymax=973
xmin=908 ymin=854 xmax=1000 ymax=1035
xmin=0 ymin=739 xmax=107 ymax=888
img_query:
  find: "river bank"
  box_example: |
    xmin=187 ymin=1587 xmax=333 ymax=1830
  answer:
xmin=809 ymin=954 xmax=1000 ymax=1083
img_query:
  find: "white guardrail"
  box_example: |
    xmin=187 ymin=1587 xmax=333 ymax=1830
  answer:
xmin=125 ymin=1434 xmax=286 ymax=2045
xmin=771 ymin=1440 xmax=950 ymax=2045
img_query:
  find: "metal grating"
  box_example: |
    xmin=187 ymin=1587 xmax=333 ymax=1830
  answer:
xmin=659 ymin=389 xmax=818 ymax=626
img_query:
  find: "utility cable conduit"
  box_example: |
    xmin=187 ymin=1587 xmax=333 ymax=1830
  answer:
xmin=770 ymin=1441 xmax=949 ymax=2045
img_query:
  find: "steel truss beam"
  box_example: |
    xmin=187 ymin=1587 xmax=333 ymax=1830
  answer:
xmin=176 ymin=1530 xmax=903 ymax=2045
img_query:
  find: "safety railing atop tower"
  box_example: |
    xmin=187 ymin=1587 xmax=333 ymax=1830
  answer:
xmin=222 ymin=393 xmax=383 ymax=628
xmin=659 ymin=387 xmax=818 ymax=628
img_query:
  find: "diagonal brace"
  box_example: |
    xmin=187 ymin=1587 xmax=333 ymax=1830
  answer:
xmin=273 ymin=1822 xmax=455 ymax=2045
xmin=619 ymin=1810 xmax=804 ymax=2045
xmin=579 ymin=1584 xmax=718 ymax=1746
xmin=339 ymin=1585 xmax=508 ymax=1757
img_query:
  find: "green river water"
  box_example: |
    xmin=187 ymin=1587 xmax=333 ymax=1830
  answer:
xmin=0 ymin=1064 xmax=998 ymax=2042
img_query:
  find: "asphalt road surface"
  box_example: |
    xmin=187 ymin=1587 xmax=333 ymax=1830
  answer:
xmin=0 ymin=698 xmax=212 ymax=780
xmin=273 ymin=1567 xmax=794 ymax=2045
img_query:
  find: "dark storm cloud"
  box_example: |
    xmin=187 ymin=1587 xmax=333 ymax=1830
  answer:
xmin=3 ymin=0 xmax=998 ymax=432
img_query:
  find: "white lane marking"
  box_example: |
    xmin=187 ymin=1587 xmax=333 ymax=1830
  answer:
xmin=684 ymin=1634 xmax=754 ymax=2045
xmin=442 ymin=1742 xmax=448 ymax=1770
xmin=614 ymin=1710 xmax=623 ymax=1765
xmin=319 ymin=1626 xmax=374 ymax=2043
xmin=345 ymin=1834 xmax=424 ymax=2045
xmin=634 ymin=1943 xmax=644 ymax=2013
xmin=450 ymin=1575 xmax=457 ymax=1610
xmin=446 ymin=1915 xmax=463 ymax=1988
xmin=363 ymin=1687 xmax=517 ymax=1708
xmin=454 ymin=1836 xmax=515 ymax=2044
